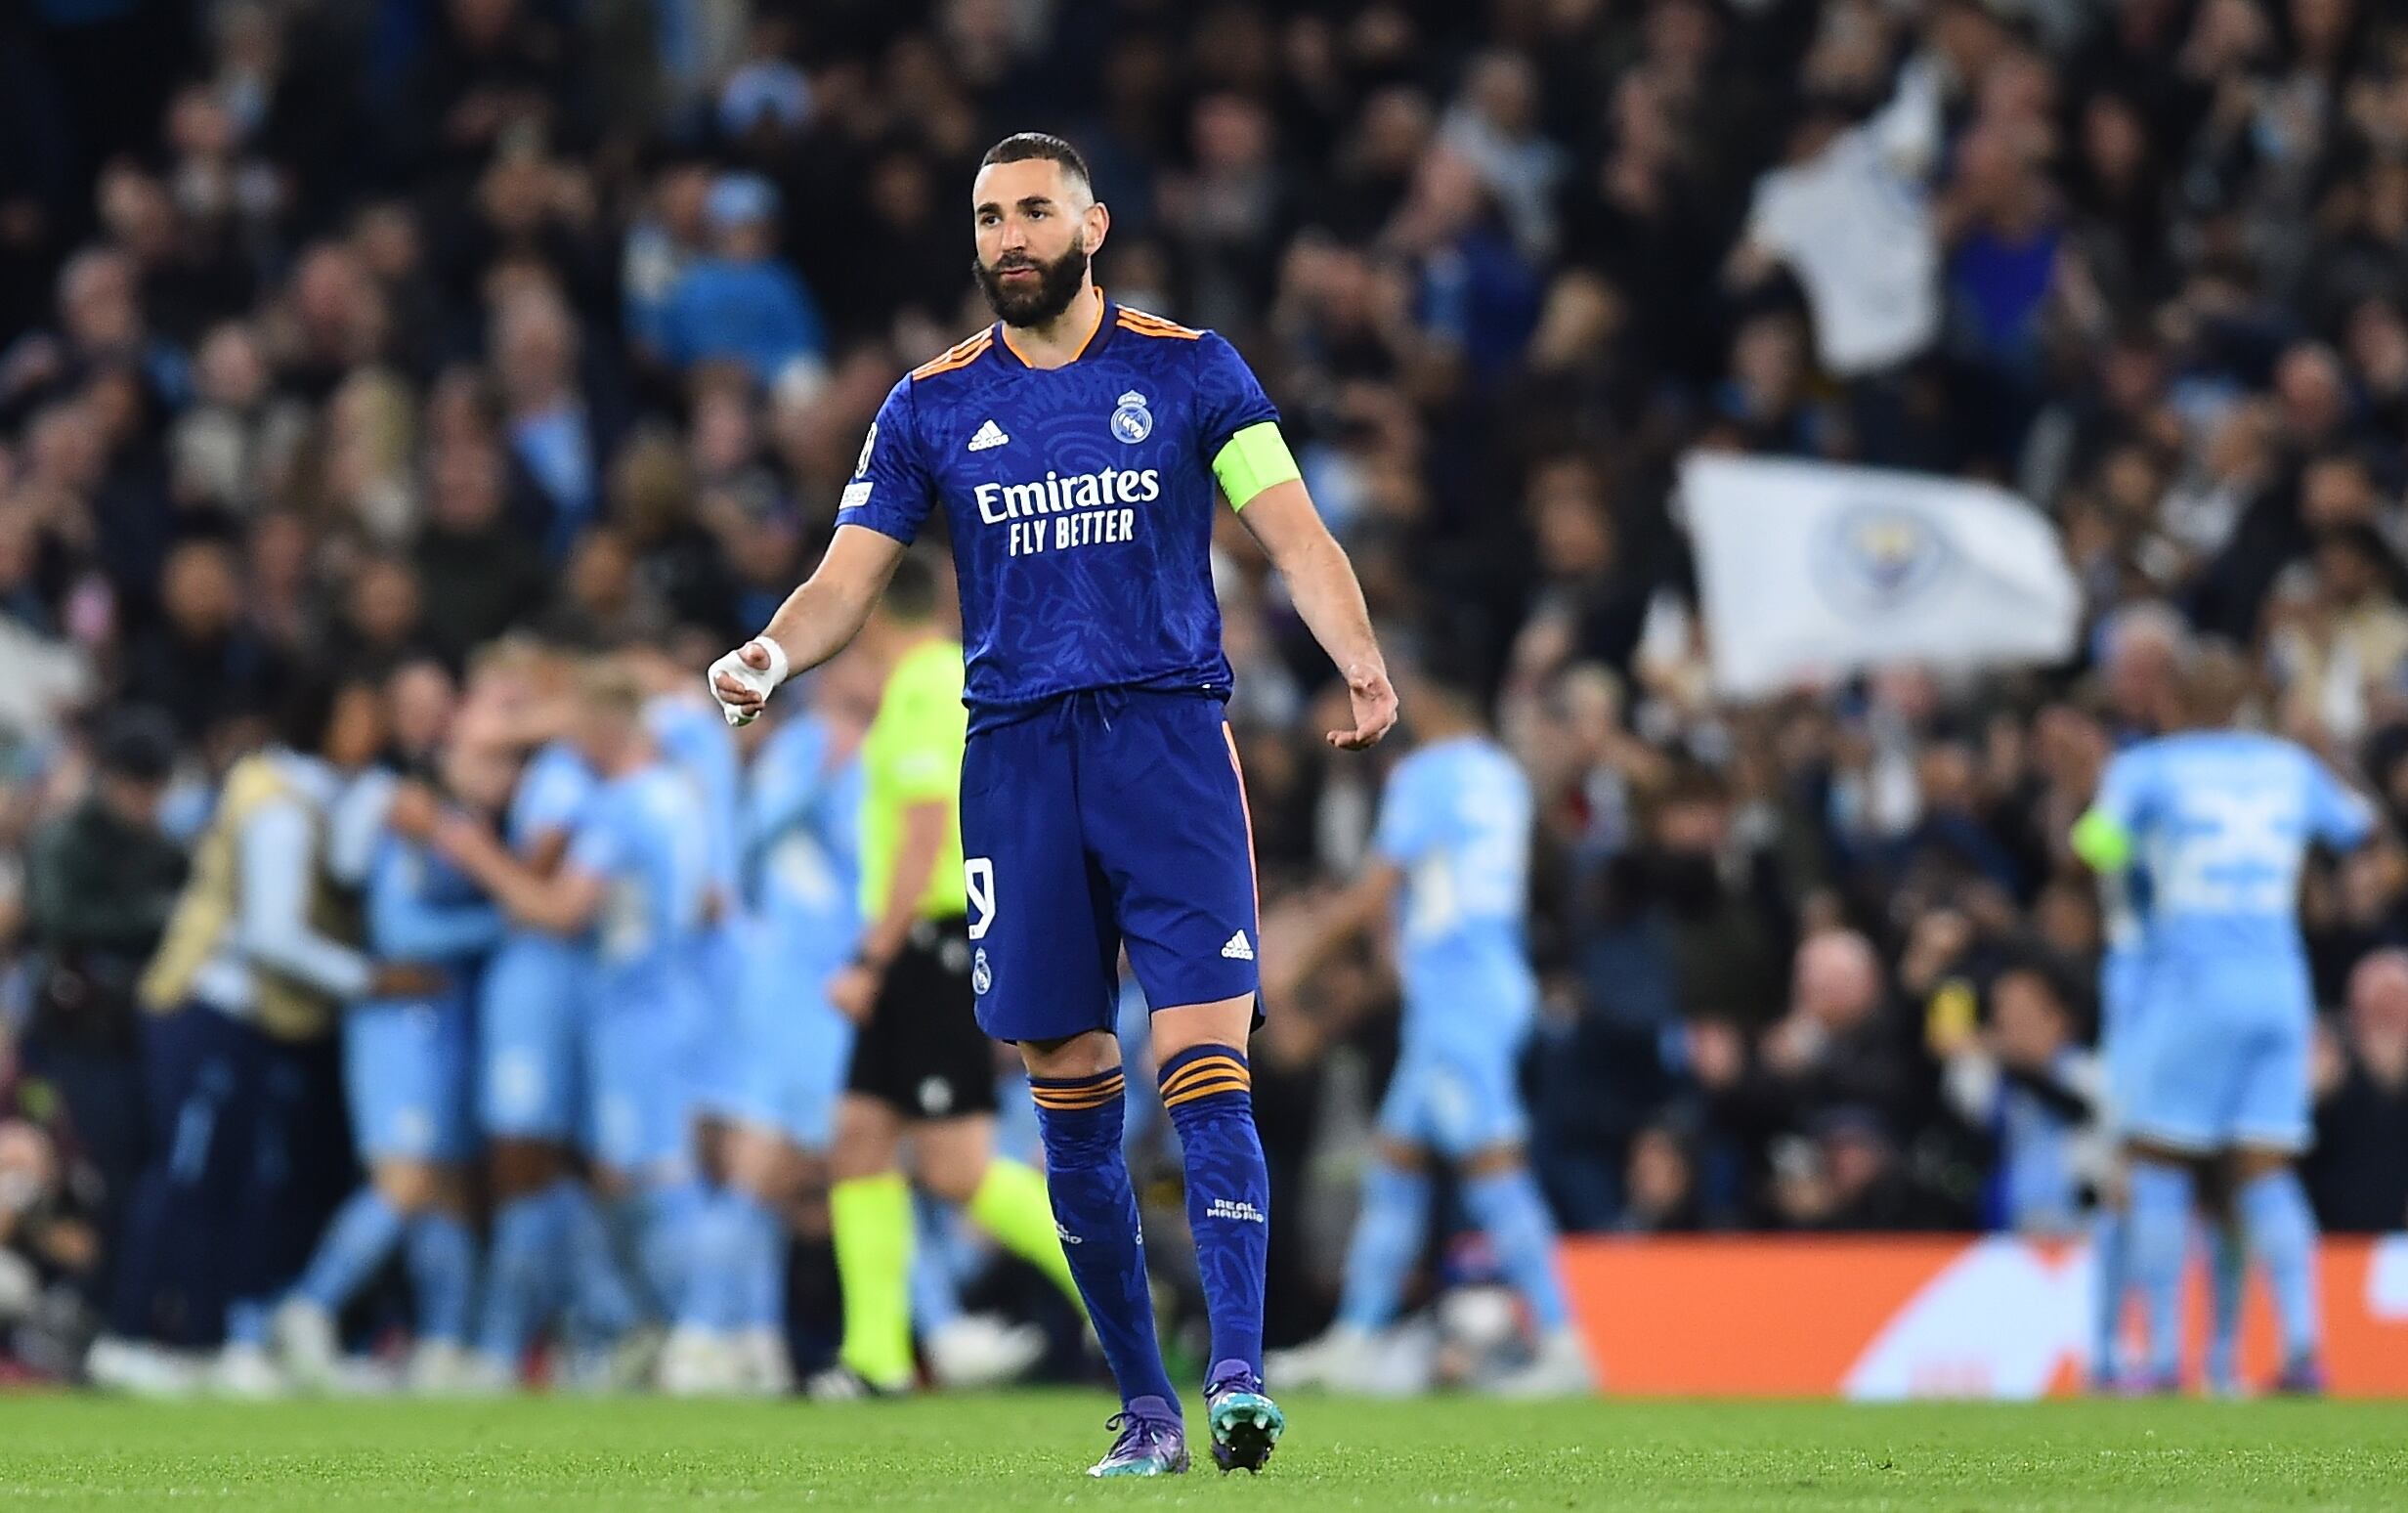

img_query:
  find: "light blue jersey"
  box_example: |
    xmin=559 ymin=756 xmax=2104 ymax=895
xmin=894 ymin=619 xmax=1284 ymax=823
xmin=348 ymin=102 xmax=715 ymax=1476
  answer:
xmin=647 ymin=695 xmax=744 ymax=902
xmin=569 ymin=758 xmax=712 ymax=1176
xmin=720 ymin=712 xmax=863 ymax=1146
xmin=2096 ymin=863 xmax=2153 ymax=1130
xmin=1368 ymin=734 xmax=1538 ymax=1155
xmin=351 ymin=837 xmax=501 ymax=1163
xmin=2088 ymin=731 xmax=2374 ymax=1151
xmin=479 ymin=741 xmax=597 ymax=1141
xmin=648 ymin=694 xmax=748 ymax=1107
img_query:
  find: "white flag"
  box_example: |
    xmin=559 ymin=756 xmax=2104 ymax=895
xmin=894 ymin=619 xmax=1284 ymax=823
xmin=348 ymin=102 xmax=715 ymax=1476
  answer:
xmin=1680 ymin=453 xmax=2080 ymax=699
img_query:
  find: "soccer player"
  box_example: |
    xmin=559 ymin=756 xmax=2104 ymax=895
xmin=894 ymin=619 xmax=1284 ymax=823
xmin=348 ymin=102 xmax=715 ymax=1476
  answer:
xmin=1262 ymin=649 xmax=1587 ymax=1397
xmin=457 ymin=642 xmax=648 ymax=1385
xmin=701 ymin=655 xmax=876 ymax=1394
xmin=2073 ymin=646 xmax=2377 ymax=1392
xmin=628 ymin=646 xmax=760 ymax=1392
xmin=2086 ymin=608 xmax=2246 ymax=1393
xmin=711 ymin=133 xmax=1396 ymax=1474
xmin=439 ymin=660 xmax=714 ymax=1379
xmin=272 ymin=702 xmax=515 ymax=1393
xmin=800 ymin=550 xmax=1081 ymax=1402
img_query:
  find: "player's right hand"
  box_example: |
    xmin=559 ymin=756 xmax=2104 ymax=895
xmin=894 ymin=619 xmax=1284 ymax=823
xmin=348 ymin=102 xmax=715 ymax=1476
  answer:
xmin=710 ymin=637 xmax=789 ymax=727
xmin=1328 ymin=664 xmax=1398 ymax=751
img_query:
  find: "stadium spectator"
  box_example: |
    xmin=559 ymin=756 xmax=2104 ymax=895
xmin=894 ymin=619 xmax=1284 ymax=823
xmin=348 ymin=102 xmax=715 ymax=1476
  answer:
xmin=412 ymin=439 xmax=549 ymax=665
xmin=19 ymin=708 xmax=188 ymax=1277
xmin=1938 ymin=960 xmax=2106 ymax=1236
xmin=122 ymin=539 xmax=284 ymax=747
xmin=2310 ymin=950 xmax=2408 ymax=1232
xmin=650 ymin=175 xmax=825 ymax=392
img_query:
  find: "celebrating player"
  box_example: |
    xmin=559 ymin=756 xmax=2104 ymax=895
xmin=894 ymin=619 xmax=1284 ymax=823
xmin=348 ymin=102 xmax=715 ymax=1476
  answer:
xmin=440 ymin=660 xmax=717 ymax=1377
xmin=711 ymin=132 xmax=1395 ymax=1474
xmin=457 ymin=642 xmax=650 ymax=1386
xmin=1263 ymin=646 xmax=1588 ymax=1397
xmin=272 ymin=688 xmax=511 ymax=1394
xmin=2073 ymin=647 xmax=2378 ymax=1393
xmin=706 ymin=654 xmax=876 ymax=1393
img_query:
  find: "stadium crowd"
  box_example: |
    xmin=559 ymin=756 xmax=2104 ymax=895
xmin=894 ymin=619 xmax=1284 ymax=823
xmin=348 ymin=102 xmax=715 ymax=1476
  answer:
xmin=4 ymin=0 xmax=2408 ymax=1388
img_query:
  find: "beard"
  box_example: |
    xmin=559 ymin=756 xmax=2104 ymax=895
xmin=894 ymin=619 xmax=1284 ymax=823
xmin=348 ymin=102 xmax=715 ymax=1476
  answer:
xmin=972 ymin=238 xmax=1091 ymax=327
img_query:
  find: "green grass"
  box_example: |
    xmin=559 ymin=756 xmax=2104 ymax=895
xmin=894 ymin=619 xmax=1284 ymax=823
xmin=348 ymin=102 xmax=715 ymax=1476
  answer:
xmin=0 ymin=1393 xmax=2401 ymax=1511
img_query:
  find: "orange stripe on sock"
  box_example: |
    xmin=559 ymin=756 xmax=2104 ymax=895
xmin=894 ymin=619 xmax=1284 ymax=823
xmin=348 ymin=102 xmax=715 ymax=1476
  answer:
xmin=1034 ymin=1081 xmax=1124 ymax=1103
xmin=1031 ymin=1086 xmax=1122 ymax=1106
xmin=1161 ymin=1078 xmax=1251 ymax=1107
xmin=1031 ymin=1076 xmax=1124 ymax=1109
xmin=1160 ymin=1059 xmax=1248 ymax=1099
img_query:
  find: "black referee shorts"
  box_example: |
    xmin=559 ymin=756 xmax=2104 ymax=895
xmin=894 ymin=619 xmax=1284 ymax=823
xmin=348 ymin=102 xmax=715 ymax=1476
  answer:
xmin=844 ymin=916 xmax=1002 ymax=1120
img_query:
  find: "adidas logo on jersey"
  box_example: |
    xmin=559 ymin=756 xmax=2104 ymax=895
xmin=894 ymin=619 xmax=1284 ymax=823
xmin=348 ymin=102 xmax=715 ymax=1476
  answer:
xmin=1221 ymin=930 xmax=1254 ymax=961
xmin=967 ymin=419 xmax=1010 ymax=452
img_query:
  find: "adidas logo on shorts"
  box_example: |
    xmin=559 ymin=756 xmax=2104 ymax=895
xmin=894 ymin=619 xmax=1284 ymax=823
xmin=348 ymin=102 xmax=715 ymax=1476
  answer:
xmin=1221 ymin=930 xmax=1254 ymax=962
xmin=967 ymin=418 xmax=1010 ymax=452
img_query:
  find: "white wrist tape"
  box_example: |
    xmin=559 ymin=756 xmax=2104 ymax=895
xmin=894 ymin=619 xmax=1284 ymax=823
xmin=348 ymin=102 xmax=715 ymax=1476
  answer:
xmin=708 ymin=637 xmax=790 ymax=726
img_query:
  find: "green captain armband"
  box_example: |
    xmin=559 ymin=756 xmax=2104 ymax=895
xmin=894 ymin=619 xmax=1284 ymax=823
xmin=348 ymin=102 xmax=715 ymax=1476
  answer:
xmin=1211 ymin=422 xmax=1301 ymax=511
xmin=2070 ymin=808 xmax=2134 ymax=873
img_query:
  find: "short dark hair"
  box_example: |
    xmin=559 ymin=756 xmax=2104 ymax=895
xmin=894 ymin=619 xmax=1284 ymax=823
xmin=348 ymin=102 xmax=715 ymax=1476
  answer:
xmin=979 ymin=133 xmax=1093 ymax=199
xmin=95 ymin=707 xmax=179 ymax=783
xmin=276 ymin=663 xmax=369 ymax=755
xmin=883 ymin=551 xmax=941 ymax=624
xmin=1408 ymin=629 xmax=1489 ymax=713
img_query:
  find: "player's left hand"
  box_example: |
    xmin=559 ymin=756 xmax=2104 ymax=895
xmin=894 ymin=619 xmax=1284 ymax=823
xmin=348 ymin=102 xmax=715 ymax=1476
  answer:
xmin=828 ymin=962 xmax=882 ymax=1023
xmin=1327 ymin=665 xmax=1398 ymax=751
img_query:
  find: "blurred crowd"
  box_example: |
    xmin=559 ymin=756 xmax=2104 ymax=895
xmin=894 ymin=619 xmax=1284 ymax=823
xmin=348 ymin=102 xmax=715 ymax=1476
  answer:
xmin=6 ymin=0 xmax=2408 ymax=1380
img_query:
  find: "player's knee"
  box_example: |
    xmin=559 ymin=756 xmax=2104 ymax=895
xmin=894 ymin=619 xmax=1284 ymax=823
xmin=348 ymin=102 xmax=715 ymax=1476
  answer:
xmin=727 ymin=1126 xmax=796 ymax=1199
xmin=489 ymin=1138 xmax=564 ymax=1199
xmin=1457 ymin=1143 xmax=1527 ymax=1179
xmin=1016 ymin=1030 xmax=1121 ymax=1081
xmin=373 ymin=1160 xmax=440 ymax=1214
xmin=2125 ymin=1138 xmax=2196 ymax=1172
xmin=2232 ymin=1146 xmax=2294 ymax=1185
xmin=912 ymin=1117 xmax=997 ymax=1203
xmin=1148 ymin=995 xmax=1255 ymax=1061
xmin=920 ymin=1147 xmax=988 ymax=1206
xmin=1372 ymin=1137 xmax=1433 ymax=1174
xmin=831 ymin=1098 xmax=904 ymax=1182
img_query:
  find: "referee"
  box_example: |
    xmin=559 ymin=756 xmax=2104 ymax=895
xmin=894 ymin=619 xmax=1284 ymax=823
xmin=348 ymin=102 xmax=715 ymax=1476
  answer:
xmin=813 ymin=551 xmax=1081 ymax=1398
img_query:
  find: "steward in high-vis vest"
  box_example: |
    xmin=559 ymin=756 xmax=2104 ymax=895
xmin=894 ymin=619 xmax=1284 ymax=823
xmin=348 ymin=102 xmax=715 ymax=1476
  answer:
xmin=104 ymin=670 xmax=443 ymax=1378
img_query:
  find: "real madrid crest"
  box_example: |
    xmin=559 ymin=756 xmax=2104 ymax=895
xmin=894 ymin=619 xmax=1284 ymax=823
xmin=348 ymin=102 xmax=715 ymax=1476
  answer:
xmin=1111 ymin=391 xmax=1152 ymax=444
xmin=971 ymin=947 xmax=992 ymax=995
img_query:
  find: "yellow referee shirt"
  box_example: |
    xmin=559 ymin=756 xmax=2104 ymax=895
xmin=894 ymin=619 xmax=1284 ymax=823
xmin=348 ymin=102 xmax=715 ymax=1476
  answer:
xmin=858 ymin=637 xmax=968 ymax=921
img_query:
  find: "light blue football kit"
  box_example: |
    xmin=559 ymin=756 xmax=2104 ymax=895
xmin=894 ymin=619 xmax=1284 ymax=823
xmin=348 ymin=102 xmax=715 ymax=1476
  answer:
xmin=2085 ymin=732 xmax=2373 ymax=1153
xmin=349 ymin=838 xmax=500 ymax=1164
xmin=479 ymin=742 xmax=596 ymax=1142
xmin=1370 ymin=736 xmax=1540 ymax=1157
xmin=2079 ymin=728 xmax=2375 ymax=1382
xmin=568 ymin=759 xmax=714 ymax=1178
xmin=730 ymin=710 xmax=863 ymax=1147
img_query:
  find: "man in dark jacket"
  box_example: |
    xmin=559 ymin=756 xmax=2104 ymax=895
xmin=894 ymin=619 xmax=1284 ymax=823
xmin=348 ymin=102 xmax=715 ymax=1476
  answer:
xmin=20 ymin=708 xmax=189 ymax=1286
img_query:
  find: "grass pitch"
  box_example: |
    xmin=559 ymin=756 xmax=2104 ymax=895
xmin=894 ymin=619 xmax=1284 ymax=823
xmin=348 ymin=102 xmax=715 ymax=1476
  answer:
xmin=0 ymin=1392 xmax=2400 ymax=1511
